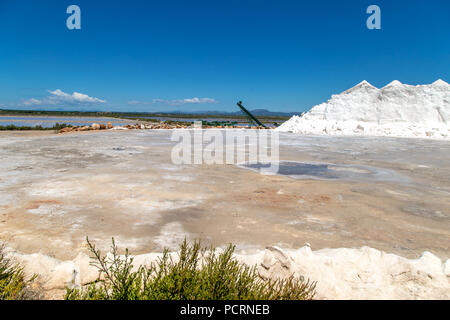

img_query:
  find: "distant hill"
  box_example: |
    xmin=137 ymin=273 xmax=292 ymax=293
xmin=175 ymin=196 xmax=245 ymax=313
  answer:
xmin=169 ymin=109 xmax=299 ymax=117
xmin=243 ymin=109 xmax=299 ymax=117
xmin=0 ymin=108 xmax=299 ymax=119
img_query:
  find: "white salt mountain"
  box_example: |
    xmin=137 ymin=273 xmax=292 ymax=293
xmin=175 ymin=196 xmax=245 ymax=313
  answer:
xmin=276 ymin=80 xmax=450 ymax=139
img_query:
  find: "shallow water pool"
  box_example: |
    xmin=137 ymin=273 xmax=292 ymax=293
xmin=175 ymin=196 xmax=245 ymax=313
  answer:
xmin=238 ymin=161 xmax=409 ymax=183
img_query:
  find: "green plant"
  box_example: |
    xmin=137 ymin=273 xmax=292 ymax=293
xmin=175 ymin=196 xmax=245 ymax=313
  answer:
xmin=0 ymin=123 xmax=71 ymax=131
xmin=66 ymin=238 xmax=315 ymax=300
xmin=0 ymin=245 xmax=36 ymax=300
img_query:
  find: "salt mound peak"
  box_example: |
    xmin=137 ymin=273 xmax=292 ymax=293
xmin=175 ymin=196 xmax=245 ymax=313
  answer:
xmin=344 ymin=80 xmax=377 ymax=94
xmin=356 ymin=80 xmax=373 ymax=87
xmin=432 ymin=79 xmax=449 ymax=87
xmin=383 ymin=80 xmax=403 ymax=88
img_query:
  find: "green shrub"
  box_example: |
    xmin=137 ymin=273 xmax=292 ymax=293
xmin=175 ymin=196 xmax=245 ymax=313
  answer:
xmin=66 ymin=238 xmax=315 ymax=300
xmin=0 ymin=245 xmax=36 ymax=300
xmin=0 ymin=123 xmax=71 ymax=131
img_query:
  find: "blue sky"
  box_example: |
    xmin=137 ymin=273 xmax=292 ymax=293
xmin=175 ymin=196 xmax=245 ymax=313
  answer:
xmin=0 ymin=0 xmax=449 ymax=113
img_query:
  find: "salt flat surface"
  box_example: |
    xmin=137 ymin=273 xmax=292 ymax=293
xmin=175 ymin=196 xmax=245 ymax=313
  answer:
xmin=0 ymin=130 xmax=449 ymax=298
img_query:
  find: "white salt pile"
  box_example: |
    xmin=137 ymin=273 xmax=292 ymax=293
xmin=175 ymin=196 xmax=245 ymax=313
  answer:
xmin=276 ymin=79 xmax=450 ymax=139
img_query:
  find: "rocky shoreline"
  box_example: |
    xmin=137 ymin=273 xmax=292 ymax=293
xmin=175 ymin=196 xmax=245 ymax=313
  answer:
xmin=58 ymin=121 xmax=270 ymax=133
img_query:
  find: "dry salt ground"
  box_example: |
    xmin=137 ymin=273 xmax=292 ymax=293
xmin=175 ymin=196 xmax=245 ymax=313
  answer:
xmin=276 ymin=80 xmax=450 ymax=139
xmin=0 ymin=127 xmax=449 ymax=299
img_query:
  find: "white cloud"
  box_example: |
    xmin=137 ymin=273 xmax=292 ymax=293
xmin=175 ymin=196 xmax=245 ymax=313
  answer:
xmin=126 ymin=97 xmax=217 ymax=107
xmin=22 ymin=98 xmax=43 ymax=106
xmin=182 ymin=98 xmax=216 ymax=104
xmin=151 ymin=97 xmax=217 ymax=106
xmin=127 ymin=100 xmax=149 ymax=105
xmin=48 ymin=89 xmax=106 ymax=103
xmin=48 ymin=89 xmax=70 ymax=98
xmin=18 ymin=89 xmax=106 ymax=107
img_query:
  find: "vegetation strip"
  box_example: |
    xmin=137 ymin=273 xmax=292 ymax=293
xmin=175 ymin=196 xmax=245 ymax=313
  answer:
xmin=0 ymin=239 xmax=315 ymax=300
